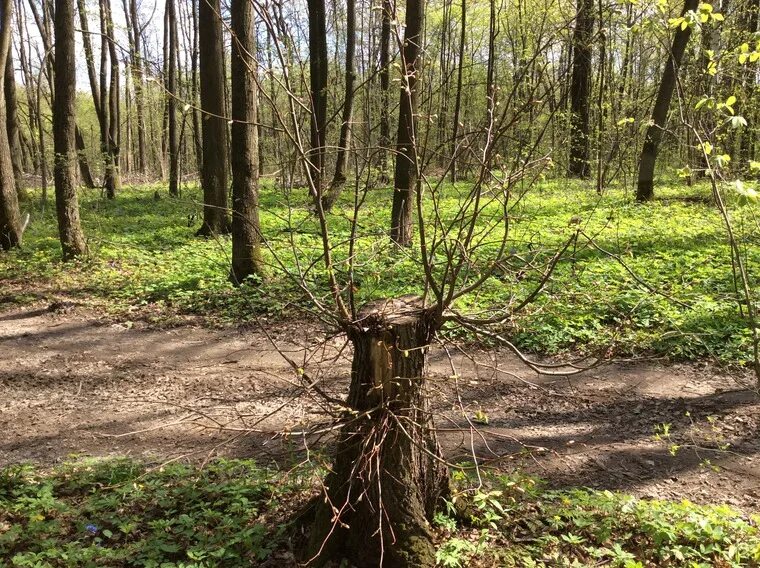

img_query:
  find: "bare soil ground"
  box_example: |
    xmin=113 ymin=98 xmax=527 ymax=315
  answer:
xmin=2 ymin=304 xmax=760 ymax=511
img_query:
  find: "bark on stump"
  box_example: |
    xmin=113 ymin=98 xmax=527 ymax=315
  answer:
xmin=307 ymin=296 xmax=449 ymax=568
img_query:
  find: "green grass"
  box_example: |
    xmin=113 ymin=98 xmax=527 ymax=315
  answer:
xmin=2 ymin=458 xmax=759 ymax=567
xmin=1 ymin=177 xmax=757 ymax=364
xmin=0 ymin=458 xmax=309 ymax=567
xmin=438 ymin=468 xmax=760 ymax=567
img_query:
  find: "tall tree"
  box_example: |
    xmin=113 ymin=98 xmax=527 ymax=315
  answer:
xmin=190 ymin=0 xmax=202 ymax=175
xmin=378 ymin=0 xmax=391 ymax=176
xmin=4 ymin=44 xmax=23 ymax=191
xmin=125 ymin=0 xmax=146 ymax=173
xmin=323 ymin=0 xmax=355 ymax=207
xmin=484 ymin=0 xmax=497 ymax=170
xmin=739 ymin=0 xmax=759 ymax=166
xmin=78 ymin=0 xmax=119 ymax=196
xmin=166 ymin=0 xmax=179 ymax=196
xmin=568 ymin=0 xmax=595 ymax=178
xmin=636 ymin=0 xmax=699 ymax=201
xmin=53 ymin=0 xmax=87 ymax=259
xmin=197 ymin=0 xmax=230 ymax=235
xmin=450 ymin=0 xmax=466 ymax=182
xmin=229 ymin=0 xmax=264 ymax=282
xmin=307 ymin=0 xmax=328 ymax=193
xmin=101 ymin=0 xmax=121 ymax=198
xmin=0 ymin=0 xmax=22 ymax=250
xmin=390 ymin=0 xmax=424 ymax=247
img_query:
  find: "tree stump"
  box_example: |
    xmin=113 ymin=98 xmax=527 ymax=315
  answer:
xmin=307 ymin=296 xmax=449 ymax=567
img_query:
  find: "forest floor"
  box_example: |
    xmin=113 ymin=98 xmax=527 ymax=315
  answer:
xmin=2 ymin=301 xmax=760 ymax=513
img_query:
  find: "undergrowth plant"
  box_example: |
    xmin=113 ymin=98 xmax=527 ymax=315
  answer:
xmin=3 ymin=179 xmax=760 ymax=365
xmin=0 ymin=457 xmax=313 ymax=567
xmin=3 ymin=458 xmax=759 ymax=567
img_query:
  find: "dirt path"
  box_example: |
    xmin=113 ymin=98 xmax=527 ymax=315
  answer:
xmin=2 ymin=304 xmax=760 ymax=511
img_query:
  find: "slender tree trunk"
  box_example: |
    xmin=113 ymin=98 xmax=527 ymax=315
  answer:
xmin=160 ymin=8 xmax=169 ymax=179
xmin=0 ymin=0 xmax=22 ymax=250
xmin=191 ymin=0 xmax=202 ymax=175
xmin=15 ymin=0 xmax=40 ymax=176
xmin=197 ymin=0 xmax=229 ymax=235
xmin=322 ymin=0 xmax=356 ymax=209
xmin=53 ymin=0 xmax=87 ymax=259
xmin=595 ymin=0 xmax=606 ymax=193
xmin=75 ymin=126 xmax=96 ymax=188
xmin=378 ymin=0 xmax=391 ymax=177
xmin=4 ymin=44 xmax=23 ymax=192
xmin=308 ymin=298 xmax=449 ymax=568
xmin=167 ymin=0 xmax=179 ymax=196
xmin=307 ymin=0 xmax=328 ymax=193
xmin=77 ymin=0 xmax=101 ymax=122
xmin=35 ymin=68 xmax=47 ymax=205
xmin=78 ymin=0 xmax=112 ymax=190
xmin=484 ymin=0 xmax=497 ymax=169
xmin=450 ymin=0 xmax=466 ymax=182
xmin=390 ymin=0 xmax=424 ymax=247
xmin=98 ymin=0 xmax=109 ymax=172
xmin=568 ymin=0 xmax=594 ymax=178
xmin=229 ymin=0 xmax=264 ymax=283
xmin=739 ymin=0 xmax=759 ymax=167
xmin=636 ymin=0 xmax=699 ymax=201
xmin=436 ymin=0 xmax=452 ymax=168
xmin=122 ymin=62 xmax=132 ymax=175
xmin=128 ymin=0 xmax=146 ymax=173
xmin=102 ymin=0 xmax=120 ymax=199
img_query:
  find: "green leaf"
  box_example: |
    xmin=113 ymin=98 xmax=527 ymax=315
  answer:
xmin=473 ymin=409 xmax=489 ymax=425
xmin=715 ymin=154 xmax=731 ymax=168
xmin=695 ymin=97 xmax=711 ymax=110
xmin=732 ymin=180 xmax=759 ymax=205
xmin=729 ymin=116 xmax=748 ymax=129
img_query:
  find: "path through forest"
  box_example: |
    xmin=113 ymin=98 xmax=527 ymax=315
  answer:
xmin=2 ymin=304 xmax=760 ymax=511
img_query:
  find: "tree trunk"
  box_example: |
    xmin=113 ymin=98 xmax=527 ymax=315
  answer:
xmin=307 ymin=297 xmax=449 ymax=568
xmin=229 ymin=0 xmax=264 ymax=283
xmin=53 ymin=0 xmax=87 ymax=259
xmin=450 ymin=0 xmax=466 ymax=182
xmin=307 ymin=0 xmax=328 ymax=194
xmin=322 ymin=0 xmax=356 ymax=209
xmin=79 ymin=0 xmax=115 ymax=192
xmin=739 ymin=0 xmax=759 ymax=168
xmin=191 ymin=0 xmax=202 ymax=176
xmin=0 ymin=0 xmax=22 ymax=250
xmin=167 ymin=0 xmax=179 ymax=196
xmin=436 ymin=0 xmax=452 ymax=169
xmin=128 ymin=0 xmax=146 ymax=173
xmin=594 ymin=0 xmax=606 ymax=193
xmin=4 ymin=44 xmax=23 ymax=192
xmin=197 ymin=0 xmax=230 ymax=235
xmin=102 ymin=0 xmax=120 ymax=199
xmin=636 ymin=0 xmax=699 ymax=201
xmin=484 ymin=0 xmax=497 ymax=170
xmin=390 ymin=0 xmax=424 ymax=247
xmin=568 ymin=0 xmax=594 ymax=179
xmin=75 ymin=125 xmax=96 ymax=189
xmin=378 ymin=0 xmax=391 ymax=178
